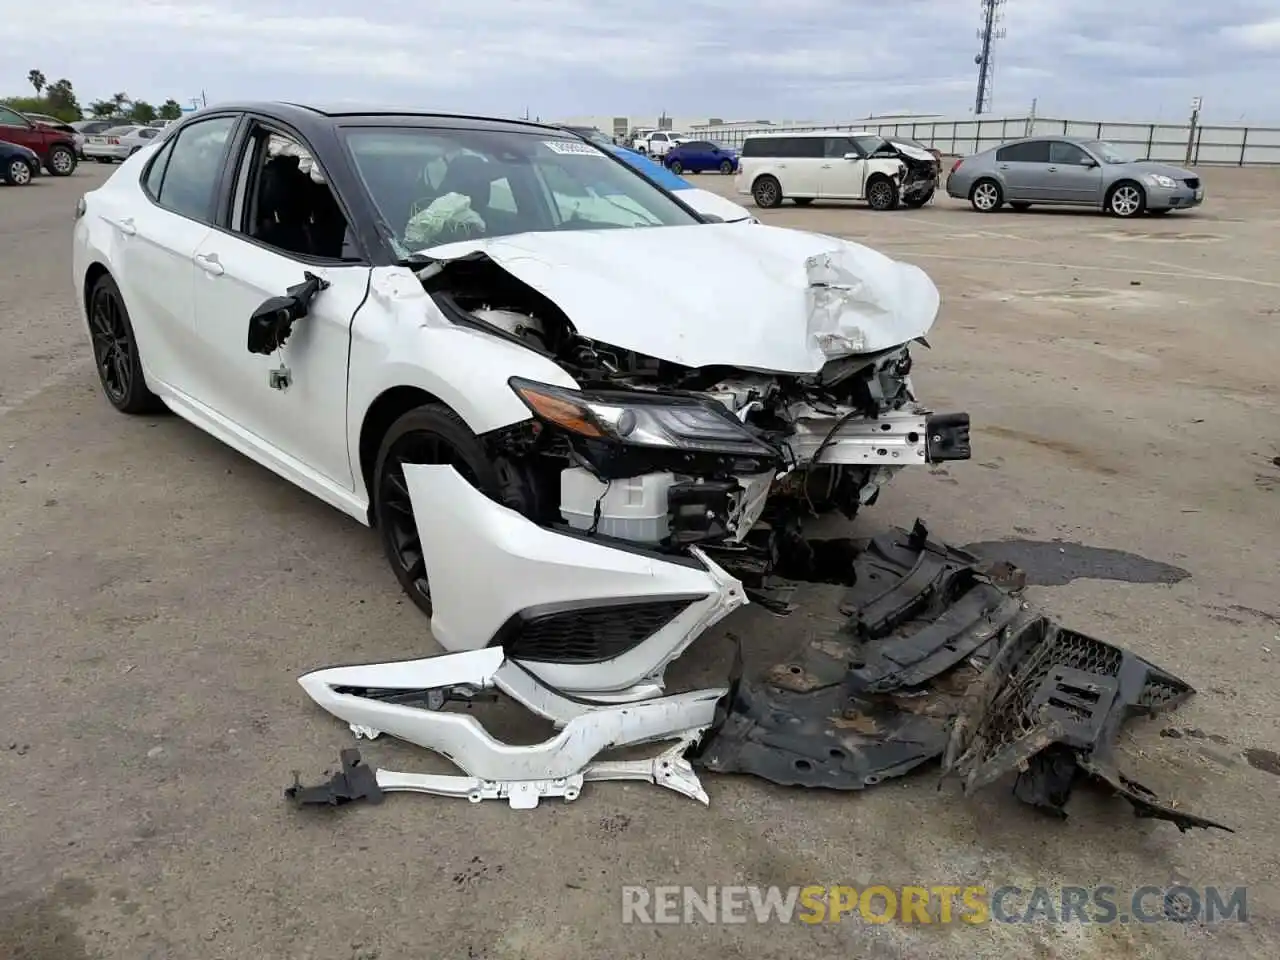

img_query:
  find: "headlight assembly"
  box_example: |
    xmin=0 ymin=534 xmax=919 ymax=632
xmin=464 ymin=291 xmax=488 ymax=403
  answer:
xmin=509 ymin=378 xmax=778 ymax=456
xmin=1146 ymin=174 xmax=1177 ymax=189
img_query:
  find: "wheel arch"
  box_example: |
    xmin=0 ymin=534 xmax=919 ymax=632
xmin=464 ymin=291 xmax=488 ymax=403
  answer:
xmin=1106 ymin=177 xmax=1145 ymax=204
xmin=357 ymin=385 xmax=446 ymax=524
xmin=82 ymin=261 xmax=113 ymax=315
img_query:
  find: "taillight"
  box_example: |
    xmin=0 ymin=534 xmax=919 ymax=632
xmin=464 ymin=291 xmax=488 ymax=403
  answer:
xmin=951 ymin=158 xmax=963 ymax=173
xmin=108 ymin=137 xmax=119 ymax=145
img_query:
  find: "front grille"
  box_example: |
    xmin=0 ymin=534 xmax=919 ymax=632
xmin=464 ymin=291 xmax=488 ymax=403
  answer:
xmin=499 ymin=597 xmax=702 ymax=664
xmin=1184 ymin=177 xmax=1200 ymax=190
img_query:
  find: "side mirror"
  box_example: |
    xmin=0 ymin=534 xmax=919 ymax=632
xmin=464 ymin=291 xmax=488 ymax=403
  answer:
xmin=1084 ymin=158 xmax=1099 ymax=168
xmin=843 ymin=152 xmax=860 ymax=161
xmin=247 ymin=271 xmax=329 ymax=355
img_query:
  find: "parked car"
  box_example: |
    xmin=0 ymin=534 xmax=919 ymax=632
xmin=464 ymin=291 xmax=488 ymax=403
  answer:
xmin=628 ymin=127 xmax=655 ymax=151
xmin=0 ymin=139 xmax=41 ymax=185
xmin=735 ymin=130 xmax=939 ymax=210
xmin=946 ymin=136 xmax=1204 ymax=217
xmin=636 ymin=131 xmax=689 ymax=157
xmin=0 ymin=104 xmax=78 ymax=175
xmin=663 ymin=139 xmax=739 ymax=175
xmin=82 ymin=124 xmax=164 ymax=162
xmin=72 ymin=101 xmax=968 ymax=696
xmin=71 ymin=119 xmax=125 ymax=136
xmin=606 ymin=144 xmax=754 ymax=221
xmin=22 ymin=113 xmax=87 ymax=157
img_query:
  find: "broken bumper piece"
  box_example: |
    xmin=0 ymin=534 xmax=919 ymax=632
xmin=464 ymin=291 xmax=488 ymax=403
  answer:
xmin=691 ymin=521 xmax=1230 ymax=832
xmin=293 ymin=647 xmax=719 ymax=809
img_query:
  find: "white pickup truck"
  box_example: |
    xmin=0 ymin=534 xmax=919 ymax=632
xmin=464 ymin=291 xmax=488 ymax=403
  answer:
xmin=636 ymin=131 xmax=690 ymax=157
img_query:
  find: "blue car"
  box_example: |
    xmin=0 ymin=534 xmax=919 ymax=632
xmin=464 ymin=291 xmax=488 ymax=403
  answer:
xmin=605 ymin=144 xmax=754 ymax=223
xmin=663 ymin=139 xmax=739 ymax=175
xmin=1 ymin=139 xmax=41 ymax=185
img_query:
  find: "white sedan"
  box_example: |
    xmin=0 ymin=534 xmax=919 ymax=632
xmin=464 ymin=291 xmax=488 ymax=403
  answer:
xmin=82 ymin=124 xmax=163 ymax=162
xmin=72 ymin=102 xmax=970 ymax=702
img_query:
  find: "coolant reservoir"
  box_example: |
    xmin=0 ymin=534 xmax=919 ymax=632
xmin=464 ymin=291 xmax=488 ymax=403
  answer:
xmin=559 ymin=467 xmax=673 ymax=543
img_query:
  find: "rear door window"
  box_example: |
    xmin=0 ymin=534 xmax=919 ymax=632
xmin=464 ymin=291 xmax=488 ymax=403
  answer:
xmin=996 ymin=140 xmax=1050 ymax=163
xmin=152 ymin=115 xmax=238 ymax=222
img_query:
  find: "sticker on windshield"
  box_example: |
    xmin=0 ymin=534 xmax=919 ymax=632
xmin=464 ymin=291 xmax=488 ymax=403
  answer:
xmin=543 ymin=140 xmax=604 ymax=156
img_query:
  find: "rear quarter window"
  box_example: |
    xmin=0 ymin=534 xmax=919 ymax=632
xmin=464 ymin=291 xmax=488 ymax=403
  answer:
xmin=741 ymin=136 xmax=823 ymax=159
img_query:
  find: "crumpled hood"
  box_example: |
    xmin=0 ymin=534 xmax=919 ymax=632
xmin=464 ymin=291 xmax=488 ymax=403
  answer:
xmin=421 ymin=223 xmax=940 ymax=373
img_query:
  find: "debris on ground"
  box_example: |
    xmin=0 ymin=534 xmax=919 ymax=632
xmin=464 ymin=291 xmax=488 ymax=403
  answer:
xmin=288 ymin=521 xmax=1230 ymax=831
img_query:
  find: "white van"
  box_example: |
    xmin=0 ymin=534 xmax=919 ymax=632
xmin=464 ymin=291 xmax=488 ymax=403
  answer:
xmin=734 ymin=130 xmax=939 ymax=211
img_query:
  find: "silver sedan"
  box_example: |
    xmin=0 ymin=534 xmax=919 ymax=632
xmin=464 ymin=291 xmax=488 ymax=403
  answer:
xmin=946 ymin=136 xmax=1204 ymax=217
xmin=81 ymin=125 xmax=163 ymax=163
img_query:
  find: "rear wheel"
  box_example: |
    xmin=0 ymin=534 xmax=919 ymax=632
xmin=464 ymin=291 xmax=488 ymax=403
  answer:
xmin=668 ymin=159 xmax=683 ymax=174
xmin=373 ymin=405 xmax=502 ymax=617
xmin=970 ymin=178 xmax=1003 ymax=212
xmin=4 ymin=157 xmax=33 ymax=185
xmin=46 ymin=144 xmax=76 ymax=176
xmin=752 ymin=174 xmax=783 ymax=208
xmin=87 ymin=273 xmax=164 ymax=414
xmin=866 ymin=176 xmax=898 ymax=210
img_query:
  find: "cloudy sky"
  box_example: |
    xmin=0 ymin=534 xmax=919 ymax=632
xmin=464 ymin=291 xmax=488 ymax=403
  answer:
xmin=3 ymin=0 xmax=1280 ymax=123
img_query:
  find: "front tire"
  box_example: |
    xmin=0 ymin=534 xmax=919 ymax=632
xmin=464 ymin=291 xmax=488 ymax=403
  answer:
xmin=752 ymin=174 xmax=783 ymax=208
xmin=970 ymin=178 xmax=1003 ymax=212
xmin=87 ymin=273 xmax=164 ymax=414
xmin=719 ymin=159 xmax=734 ymax=174
xmin=668 ymin=159 xmax=683 ymax=174
xmin=46 ymin=145 xmax=76 ymax=176
xmin=1107 ymin=181 xmax=1145 ymax=217
xmin=866 ymin=177 xmax=899 ymax=211
xmin=4 ymin=157 xmax=33 ymax=185
xmin=373 ymin=405 xmax=502 ymax=617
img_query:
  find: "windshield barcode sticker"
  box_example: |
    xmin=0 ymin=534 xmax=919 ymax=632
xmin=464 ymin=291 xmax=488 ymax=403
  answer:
xmin=544 ymin=140 xmax=604 ymax=156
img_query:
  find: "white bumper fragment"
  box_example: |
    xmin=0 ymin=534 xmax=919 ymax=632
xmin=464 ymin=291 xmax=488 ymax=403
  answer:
xmin=402 ymin=463 xmax=748 ymax=696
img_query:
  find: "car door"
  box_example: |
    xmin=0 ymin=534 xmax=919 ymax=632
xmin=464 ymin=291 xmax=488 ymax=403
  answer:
xmin=1046 ymin=140 xmax=1104 ymax=204
xmin=995 ymin=140 xmax=1052 ymax=200
xmin=0 ymin=105 xmax=41 ymax=156
xmin=187 ymin=121 xmax=369 ymax=490
xmin=773 ymin=137 xmax=823 ymax=197
xmin=818 ymin=136 xmax=867 ymax=199
xmin=115 ymin=113 xmax=240 ymax=395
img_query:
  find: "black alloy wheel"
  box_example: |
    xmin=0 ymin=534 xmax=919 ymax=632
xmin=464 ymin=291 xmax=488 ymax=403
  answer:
xmin=88 ymin=274 xmax=162 ymax=413
xmin=373 ymin=406 xmax=501 ymax=617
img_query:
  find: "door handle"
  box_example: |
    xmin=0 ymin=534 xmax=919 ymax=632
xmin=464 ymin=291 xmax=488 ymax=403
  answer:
xmin=110 ymin=216 xmax=137 ymax=236
xmin=821 ymin=163 xmax=832 ymax=168
xmin=193 ymin=253 xmax=224 ymax=276
xmin=1047 ymin=166 xmax=1058 ymax=172
xmin=997 ymin=164 xmax=1009 ymax=170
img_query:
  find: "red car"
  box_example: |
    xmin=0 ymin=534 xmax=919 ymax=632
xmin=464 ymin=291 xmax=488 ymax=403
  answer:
xmin=0 ymin=104 xmax=78 ymax=176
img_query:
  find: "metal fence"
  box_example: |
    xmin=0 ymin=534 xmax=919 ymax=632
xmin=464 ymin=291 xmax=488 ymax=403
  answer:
xmin=693 ymin=116 xmax=1280 ymax=166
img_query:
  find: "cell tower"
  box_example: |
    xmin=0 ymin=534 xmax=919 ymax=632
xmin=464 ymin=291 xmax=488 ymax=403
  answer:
xmin=973 ymin=0 xmax=1007 ymax=115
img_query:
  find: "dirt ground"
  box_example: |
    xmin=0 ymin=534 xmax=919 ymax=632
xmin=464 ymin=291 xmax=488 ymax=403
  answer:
xmin=1 ymin=158 xmax=1278 ymax=960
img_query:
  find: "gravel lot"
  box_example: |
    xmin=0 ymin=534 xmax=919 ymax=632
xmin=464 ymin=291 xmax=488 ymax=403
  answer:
xmin=2 ymin=160 xmax=1278 ymax=960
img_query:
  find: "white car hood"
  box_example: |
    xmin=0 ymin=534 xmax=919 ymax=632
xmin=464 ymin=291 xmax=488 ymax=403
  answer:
xmin=675 ymin=187 xmax=755 ymax=223
xmin=891 ymin=141 xmax=937 ymax=162
xmin=422 ymin=223 xmax=939 ymax=373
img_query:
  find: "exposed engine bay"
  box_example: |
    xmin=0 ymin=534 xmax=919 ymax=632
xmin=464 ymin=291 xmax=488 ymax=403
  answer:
xmin=420 ymin=250 xmax=971 ymax=587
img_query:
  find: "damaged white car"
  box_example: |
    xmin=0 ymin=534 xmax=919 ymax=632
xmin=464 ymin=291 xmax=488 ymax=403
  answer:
xmin=73 ymin=102 xmax=977 ymax=806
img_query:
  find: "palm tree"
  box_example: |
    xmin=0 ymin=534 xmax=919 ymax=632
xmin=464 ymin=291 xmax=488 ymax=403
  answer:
xmin=28 ymin=69 xmax=47 ymax=95
xmin=110 ymin=91 xmax=130 ymax=114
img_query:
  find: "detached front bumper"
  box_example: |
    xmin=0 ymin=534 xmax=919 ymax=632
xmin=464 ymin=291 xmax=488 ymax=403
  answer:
xmin=401 ymin=464 xmax=747 ymax=696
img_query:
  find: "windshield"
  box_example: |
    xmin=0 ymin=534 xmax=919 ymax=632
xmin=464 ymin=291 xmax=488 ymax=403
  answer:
xmin=851 ymin=135 xmax=886 ymax=156
xmin=343 ymin=126 xmax=702 ymax=253
xmin=1082 ymin=140 xmax=1132 ymax=164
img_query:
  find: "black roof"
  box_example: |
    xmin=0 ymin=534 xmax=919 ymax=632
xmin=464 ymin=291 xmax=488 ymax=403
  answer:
xmin=183 ymin=100 xmax=567 ymax=137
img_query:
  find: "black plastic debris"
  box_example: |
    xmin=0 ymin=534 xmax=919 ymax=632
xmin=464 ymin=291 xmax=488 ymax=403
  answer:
xmin=286 ymin=748 xmax=384 ymax=807
xmin=693 ymin=521 xmax=1231 ymax=832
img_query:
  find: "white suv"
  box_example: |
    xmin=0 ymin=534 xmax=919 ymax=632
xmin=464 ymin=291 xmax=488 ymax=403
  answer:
xmin=639 ymin=131 xmax=689 ymax=157
xmin=734 ymin=130 xmax=939 ymax=211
